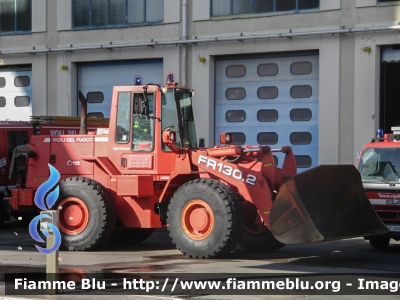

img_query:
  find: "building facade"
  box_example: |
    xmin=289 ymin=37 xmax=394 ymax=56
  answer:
xmin=0 ymin=0 xmax=400 ymax=170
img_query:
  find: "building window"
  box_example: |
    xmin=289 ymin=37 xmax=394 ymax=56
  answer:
xmin=87 ymin=92 xmax=104 ymax=103
xmin=290 ymin=85 xmax=312 ymax=98
xmin=87 ymin=112 xmax=104 ymax=118
xmin=257 ymin=86 xmax=278 ymax=99
xmin=295 ymin=155 xmax=312 ymax=168
xmin=14 ymin=96 xmax=30 ymax=107
xmin=257 ymin=109 xmax=278 ymax=122
xmin=211 ymin=0 xmax=319 ymax=17
xmin=378 ymin=0 xmax=400 ymax=3
xmin=226 ymin=65 xmax=246 ymax=78
xmin=290 ymin=61 xmax=312 ymax=75
xmin=14 ymin=76 xmax=30 ymax=87
xmin=258 ymin=63 xmax=278 ymax=76
xmin=226 ymin=110 xmax=246 ymax=122
xmin=73 ymin=0 xmax=163 ymax=29
xmin=290 ymin=108 xmax=312 ymax=121
xmin=226 ymin=87 xmax=246 ymax=100
xmin=230 ymin=132 xmax=246 ymax=145
xmin=290 ymin=132 xmax=312 ymax=145
xmin=0 ymin=0 xmax=31 ymax=34
xmin=257 ymin=132 xmax=278 ymax=145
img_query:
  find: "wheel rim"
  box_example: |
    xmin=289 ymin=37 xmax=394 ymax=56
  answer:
xmin=58 ymin=197 xmax=89 ymax=235
xmin=181 ymin=200 xmax=214 ymax=240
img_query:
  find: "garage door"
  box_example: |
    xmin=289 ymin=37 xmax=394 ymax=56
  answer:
xmin=0 ymin=68 xmax=32 ymax=121
xmin=78 ymin=59 xmax=163 ymax=118
xmin=215 ymin=53 xmax=319 ymax=171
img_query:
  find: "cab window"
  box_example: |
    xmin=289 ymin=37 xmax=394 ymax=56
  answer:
xmin=132 ymin=93 xmax=154 ymax=152
xmin=115 ymin=92 xmax=131 ymax=144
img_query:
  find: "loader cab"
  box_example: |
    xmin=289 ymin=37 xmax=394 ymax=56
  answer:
xmin=108 ymin=78 xmax=197 ymax=176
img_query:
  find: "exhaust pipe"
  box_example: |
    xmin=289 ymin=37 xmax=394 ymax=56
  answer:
xmin=78 ymin=91 xmax=88 ymax=135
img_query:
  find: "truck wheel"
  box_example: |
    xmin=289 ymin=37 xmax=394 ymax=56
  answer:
xmin=110 ymin=228 xmax=155 ymax=245
xmin=239 ymin=202 xmax=284 ymax=252
xmin=369 ymin=236 xmax=390 ymax=249
xmin=56 ymin=177 xmax=116 ymax=251
xmin=167 ymin=179 xmax=242 ymax=258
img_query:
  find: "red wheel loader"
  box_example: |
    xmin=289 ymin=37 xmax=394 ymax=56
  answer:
xmin=3 ymin=75 xmax=388 ymax=258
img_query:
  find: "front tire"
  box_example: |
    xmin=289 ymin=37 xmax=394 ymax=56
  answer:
xmin=167 ymin=179 xmax=242 ymax=258
xmin=369 ymin=236 xmax=390 ymax=249
xmin=56 ymin=177 xmax=116 ymax=251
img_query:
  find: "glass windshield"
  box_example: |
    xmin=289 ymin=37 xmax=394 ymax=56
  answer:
xmin=358 ymin=147 xmax=400 ymax=183
xmin=161 ymin=89 xmax=197 ymax=150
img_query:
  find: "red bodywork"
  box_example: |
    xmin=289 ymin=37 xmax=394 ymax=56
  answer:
xmin=0 ymin=121 xmax=107 ymax=215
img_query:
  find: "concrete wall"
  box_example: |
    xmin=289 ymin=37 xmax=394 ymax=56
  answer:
xmin=1 ymin=0 xmax=400 ymax=165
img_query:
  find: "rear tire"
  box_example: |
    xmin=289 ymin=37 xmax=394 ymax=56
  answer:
xmin=56 ymin=177 xmax=116 ymax=251
xmin=0 ymin=193 xmax=5 ymax=228
xmin=110 ymin=228 xmax=155 ymax=245
xmin=369 ymin=236 xmax=390 ymax=249
xmin=167 ymin=179 xmax=242 ymax=258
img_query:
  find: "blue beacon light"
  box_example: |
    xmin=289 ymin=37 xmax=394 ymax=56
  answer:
xmin=134 ymin=75 xmax=143 ymax=85
xmin=166 ymin=73 xmax=174 ymax=84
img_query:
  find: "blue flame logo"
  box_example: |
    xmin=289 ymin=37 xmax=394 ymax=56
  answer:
xmin=29 ymin=164 xmax=62 ymax=255
xmin=34 ymin=164 xmax=60 ymax=210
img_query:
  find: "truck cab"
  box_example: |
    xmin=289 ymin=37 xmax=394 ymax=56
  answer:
xmin=357 ymin=127 xmax=400 ymax=249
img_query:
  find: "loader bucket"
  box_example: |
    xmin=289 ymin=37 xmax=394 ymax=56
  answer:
xmin=269 ymin=165 xmax=388 ymax=245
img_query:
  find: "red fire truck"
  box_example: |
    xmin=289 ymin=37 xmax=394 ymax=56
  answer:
xmin=0 ymin=117 xmax=108 ymax=226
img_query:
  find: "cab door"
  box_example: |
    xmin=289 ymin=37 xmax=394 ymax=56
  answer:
xmin=114 ymin=91 xmax=157 ymax=175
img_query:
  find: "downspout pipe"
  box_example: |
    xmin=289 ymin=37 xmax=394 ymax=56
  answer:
xmin=181 ymin=0 xmax=188 ymax=87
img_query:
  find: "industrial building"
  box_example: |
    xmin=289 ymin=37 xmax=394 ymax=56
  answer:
xmin=0 ymin=0 xmax=400 ymax=169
